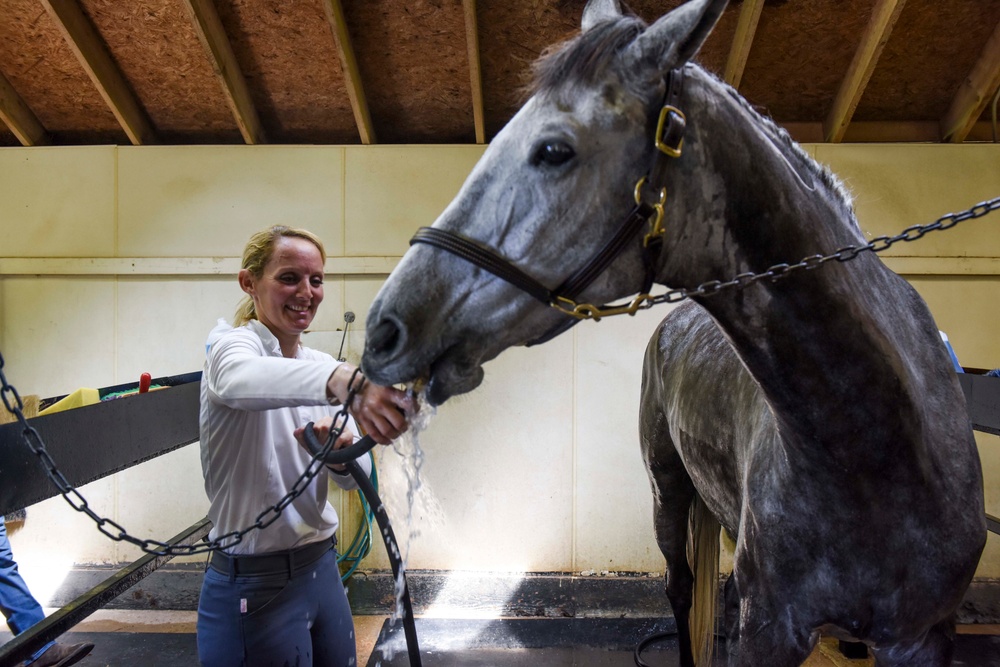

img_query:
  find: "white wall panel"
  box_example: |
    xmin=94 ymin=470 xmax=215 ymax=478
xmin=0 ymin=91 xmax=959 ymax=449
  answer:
xmin=573 ymin=305 xmax=680 ymax=572
xmin=0 ymin=147 xmax=115 ymax=258
xmin=344 ymin=145 xmax=485 ymax=256
xmin=117 ymin=146 xmax=345 ymax=258
xmin=814 ymin=144 xmax=1000 ymax=258
xmin=0 ymin=143 xmax=997 ymax=581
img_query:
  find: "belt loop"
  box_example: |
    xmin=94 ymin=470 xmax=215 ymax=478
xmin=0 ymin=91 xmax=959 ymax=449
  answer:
xmin=228 ymin=554 xmax=236 ymax=582
xmin=287 ymin=549 xmax=295 ymax=578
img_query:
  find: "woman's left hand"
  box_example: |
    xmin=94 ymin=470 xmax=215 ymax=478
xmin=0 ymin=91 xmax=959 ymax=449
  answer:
xmin=293 ymin=416 xmax=356 ymax=472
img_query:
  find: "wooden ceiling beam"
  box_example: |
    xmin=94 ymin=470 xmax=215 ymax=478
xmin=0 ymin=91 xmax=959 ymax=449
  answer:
xmin=462 ymin=0 xmax=486 ymax=144
xmin=182 ymin=0 xmax=266 ymax=144
xmin=320 ymin=0 xmax=376 ymax=145
xmin=940 ymin=19 xmax=1000 ymax=144
xmin=823 ymin=0 xmax=906 ymax=143
xmin=0 ymin=70 xmax=49 ymax=146
xmin=783 ymin=120 xmax=996 ymax=144
xmin=723 ymin=0 xmax=764 ymax=89
xmin=41 ymin=0 xmax=156 ymax=145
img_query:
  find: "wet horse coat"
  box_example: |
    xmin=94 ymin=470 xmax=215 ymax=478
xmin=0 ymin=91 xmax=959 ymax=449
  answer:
xmin=362 ymin=1 xmax=987 ymax=664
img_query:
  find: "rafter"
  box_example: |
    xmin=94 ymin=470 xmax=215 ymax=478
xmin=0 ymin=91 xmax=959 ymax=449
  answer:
xmin=941 ymin=18 xmax=1000 ymax=143
xmin=823 ymin=0 xmax=906 ymax=143
xmin=0 ymin=70 xmax=49 ymax=146
xmin=182 ymin=0 xmax=265 ymax=144
xmin=320 ymin=0 xmax=376 ymax=144
xmin=41 ymin=0 xmax=156 ymax=145
xmin=462 ymin=0 xmax=486 ymax=144
xmin=723 ymin=0 xmax=764 ymax=89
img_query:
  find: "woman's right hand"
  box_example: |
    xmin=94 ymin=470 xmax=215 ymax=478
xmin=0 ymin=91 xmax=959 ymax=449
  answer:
xmin=327 ymin=364 xmax=414 ymax=444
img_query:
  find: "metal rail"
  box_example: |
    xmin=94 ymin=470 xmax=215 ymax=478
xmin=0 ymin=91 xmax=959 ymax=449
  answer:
xmin=0 ymin=518 xmax=211 ymax=666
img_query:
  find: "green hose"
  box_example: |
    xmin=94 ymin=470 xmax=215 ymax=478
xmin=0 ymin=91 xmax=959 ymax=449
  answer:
xmin=337 ymin=450 xmax=378 ymax=582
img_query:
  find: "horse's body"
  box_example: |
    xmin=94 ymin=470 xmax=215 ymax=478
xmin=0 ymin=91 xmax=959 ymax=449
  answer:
xmin=362 ymin=1 xmax=986 ymax=664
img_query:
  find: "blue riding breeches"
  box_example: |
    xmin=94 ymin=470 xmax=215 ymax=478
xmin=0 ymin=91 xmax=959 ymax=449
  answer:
xmin=196 ymin=545 xmax=357 ymax=667
xmin=0 ymin=521 xmax=54 ymax=664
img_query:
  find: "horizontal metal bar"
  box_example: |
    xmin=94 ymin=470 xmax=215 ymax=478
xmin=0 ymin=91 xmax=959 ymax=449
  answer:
xmin=0 ymin=518 xmax=211 ymax=666
xmin=958 ymin=373 xmax=1000 ymax=436
xmin=987 ymin=514 xmax=1000 ymax=536
xmin=0 ymin=375 xmax=202 ymax=516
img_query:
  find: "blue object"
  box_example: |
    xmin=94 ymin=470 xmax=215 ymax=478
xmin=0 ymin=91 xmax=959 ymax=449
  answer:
xmin=939 ymin=332 xmax=964 ymax=373
xmin=0 ymin=522 xmax=54 ymax=664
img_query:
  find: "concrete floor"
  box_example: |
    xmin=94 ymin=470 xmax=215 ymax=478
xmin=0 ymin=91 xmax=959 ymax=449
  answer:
xmin=3 ymin=610 xmax=998 ymax=666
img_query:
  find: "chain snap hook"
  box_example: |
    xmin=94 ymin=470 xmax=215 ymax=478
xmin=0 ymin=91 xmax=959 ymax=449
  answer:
xmin=634 ymin=176 xmax=668 ymax=247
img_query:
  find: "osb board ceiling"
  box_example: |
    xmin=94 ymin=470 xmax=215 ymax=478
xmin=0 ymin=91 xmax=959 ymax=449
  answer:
xmin=0 ymin=0 xmax=998 ymax=148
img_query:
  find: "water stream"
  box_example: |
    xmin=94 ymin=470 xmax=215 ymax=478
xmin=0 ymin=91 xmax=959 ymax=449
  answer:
xmin=374 ymin=389 xmax=436 ymax=665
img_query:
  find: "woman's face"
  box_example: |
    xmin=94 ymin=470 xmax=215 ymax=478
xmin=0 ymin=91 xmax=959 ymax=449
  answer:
xmin=241 ymin=236 xmax=325 ymax=351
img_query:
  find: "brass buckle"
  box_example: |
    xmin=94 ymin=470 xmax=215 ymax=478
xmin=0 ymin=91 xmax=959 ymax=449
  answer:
xmin=551 ymin=294 xmax=652 ymax=321
xmin=634 ymin=177 xmax=667 ymax=247
xmin=655 ymin=105 xmax=685 ymax=157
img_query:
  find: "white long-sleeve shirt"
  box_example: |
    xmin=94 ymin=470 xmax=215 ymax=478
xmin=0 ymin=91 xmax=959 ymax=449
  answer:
xmin=199 ymin=318 xmax=371 ymax=555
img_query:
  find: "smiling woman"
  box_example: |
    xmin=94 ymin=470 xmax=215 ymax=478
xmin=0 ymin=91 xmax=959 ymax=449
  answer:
xmin=195 ymin=224 xmax=414 ymax=667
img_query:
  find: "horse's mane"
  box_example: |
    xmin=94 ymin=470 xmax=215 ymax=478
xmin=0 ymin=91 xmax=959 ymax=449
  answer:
xmin=529 ymin=17 xmax=646 ymax=96
xmin=716 ymin=75 xmax=858 ymax=219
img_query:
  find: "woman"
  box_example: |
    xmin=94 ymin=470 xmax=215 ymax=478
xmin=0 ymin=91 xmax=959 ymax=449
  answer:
xmin=197 ymin=225 xmax=411 ymax=666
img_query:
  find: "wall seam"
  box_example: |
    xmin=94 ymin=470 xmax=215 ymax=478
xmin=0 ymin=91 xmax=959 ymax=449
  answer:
xmin=112 ymin=146 xmax=121 ymax=561
xmin=571 ymin=329 xmax=578 ymax=573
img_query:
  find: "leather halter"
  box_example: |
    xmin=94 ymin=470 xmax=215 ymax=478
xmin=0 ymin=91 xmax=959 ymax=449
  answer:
xmin=409 ymin=68 xmax=688 ymax=345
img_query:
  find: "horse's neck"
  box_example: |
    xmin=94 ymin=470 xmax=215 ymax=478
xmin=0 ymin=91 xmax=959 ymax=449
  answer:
xmin=661 ymin=75 xmax=952 ymax=466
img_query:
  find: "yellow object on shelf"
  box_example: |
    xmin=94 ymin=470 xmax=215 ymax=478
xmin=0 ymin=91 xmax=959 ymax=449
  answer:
xmin=38 ymin=388 xmax=100 ymax=416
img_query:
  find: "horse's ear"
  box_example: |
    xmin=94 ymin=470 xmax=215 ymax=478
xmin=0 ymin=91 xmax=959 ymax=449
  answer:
xmin=625 ymin=0 xmax=728 ymax=73
xmin=581 ymin=0 xmax=623 ymax=32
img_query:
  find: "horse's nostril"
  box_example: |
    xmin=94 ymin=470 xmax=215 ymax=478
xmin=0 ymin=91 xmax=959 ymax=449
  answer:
xmin=367 ymin=318 xmax=402 ymax=355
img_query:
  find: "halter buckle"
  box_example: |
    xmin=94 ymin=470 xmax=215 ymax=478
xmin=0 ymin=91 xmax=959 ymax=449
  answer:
xmin=655 ymin=105 xmax=686 ymax=157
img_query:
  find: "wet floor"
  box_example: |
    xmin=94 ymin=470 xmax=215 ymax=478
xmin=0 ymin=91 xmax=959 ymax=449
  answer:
xmin=2 ymin=612 xmax=999 ymax=666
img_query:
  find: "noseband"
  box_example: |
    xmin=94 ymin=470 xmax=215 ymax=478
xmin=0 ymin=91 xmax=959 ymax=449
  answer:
xmin=409 ymin=68 xmax=687 ymax=345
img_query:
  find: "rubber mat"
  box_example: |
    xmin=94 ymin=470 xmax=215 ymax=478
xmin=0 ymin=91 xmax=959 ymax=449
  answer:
xmin=3 ymin=619 xmax=999 ymax=666
xmin=366 ymin=618 xmax=1000 ymax=667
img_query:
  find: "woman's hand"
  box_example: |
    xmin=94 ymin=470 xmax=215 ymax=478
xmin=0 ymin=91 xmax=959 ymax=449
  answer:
xmin=293 ymin=416 xmax=356 ymax=472
xmin=326 ymin=364 xmax=414 ymax=444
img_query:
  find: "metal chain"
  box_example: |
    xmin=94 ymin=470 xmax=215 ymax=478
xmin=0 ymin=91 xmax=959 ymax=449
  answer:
xmin=0 ymin=353 xmax=361 ymax=556
xmin=1 ymin=195 xmax=999 ymax=554
xmin=639 ymin=195 xmax=1000 ymax=308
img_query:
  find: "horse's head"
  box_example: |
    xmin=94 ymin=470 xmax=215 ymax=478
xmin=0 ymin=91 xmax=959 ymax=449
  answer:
xmin=363 ymin=0 xmax=728 ymax=405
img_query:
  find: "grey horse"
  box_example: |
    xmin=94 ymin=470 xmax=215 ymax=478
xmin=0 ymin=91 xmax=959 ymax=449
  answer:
xmin=362 ymin=1 xmax=987 ymax=664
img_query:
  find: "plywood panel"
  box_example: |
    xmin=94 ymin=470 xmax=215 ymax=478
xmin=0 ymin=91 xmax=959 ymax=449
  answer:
xmin=81 ymin=0 xmax=241 ymax=142
xmin=0 ymin=0 xmax=124 ymax=141
xmin=346 ymin=0 xmax=474 ymax=144
xmin=214 ymin=0 xmax=357 ymax=144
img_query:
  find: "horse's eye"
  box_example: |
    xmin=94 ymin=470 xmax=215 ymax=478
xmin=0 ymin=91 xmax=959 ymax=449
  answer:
xmin=531 ymin=141 xmax=575 ymax=167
